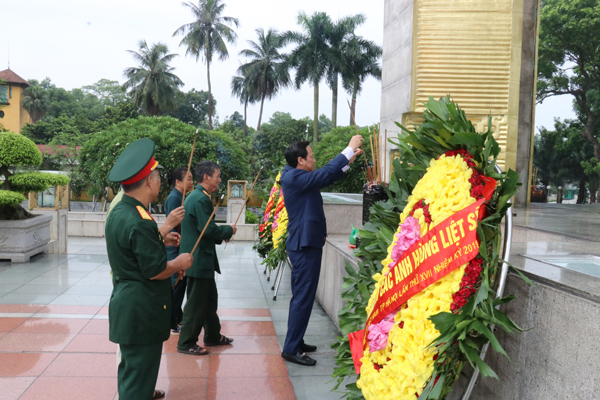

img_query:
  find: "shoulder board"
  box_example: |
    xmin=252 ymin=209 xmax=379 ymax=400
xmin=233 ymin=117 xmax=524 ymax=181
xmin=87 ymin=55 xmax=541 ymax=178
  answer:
xmin=203 ymin=190 xmax=210 ymax=198
xmin=136 ymin=206 xmax=155 ymax=222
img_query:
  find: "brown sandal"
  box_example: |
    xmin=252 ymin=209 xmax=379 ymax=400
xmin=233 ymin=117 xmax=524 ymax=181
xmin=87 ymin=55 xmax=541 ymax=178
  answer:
xmin=153 ymin=390 xmax=165 ymax=399
xmin=204 ymin=335 xmax=234 ymax=346
xmin=177 ymin=344 xmax=209 ymax=355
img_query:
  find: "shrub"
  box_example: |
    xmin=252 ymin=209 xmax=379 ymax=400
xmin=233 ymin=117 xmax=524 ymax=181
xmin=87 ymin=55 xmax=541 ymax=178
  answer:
xmin=245 ymin=209 xmax=259 ymax=224
xmin=0 ymin=132 xmax=70 ymax=220
xmin=0 ymin=132 xmax=43 ymax=167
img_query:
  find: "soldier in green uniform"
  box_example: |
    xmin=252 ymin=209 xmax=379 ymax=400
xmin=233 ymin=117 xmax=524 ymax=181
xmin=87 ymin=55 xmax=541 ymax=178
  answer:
xmin=106 ymin=138 xmax=194 ymax=400
xmin=177 ymin=161 xmax=237 ymax=355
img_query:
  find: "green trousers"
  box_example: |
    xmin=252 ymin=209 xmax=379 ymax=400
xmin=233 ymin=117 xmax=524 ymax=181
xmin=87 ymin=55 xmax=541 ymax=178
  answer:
xmin=118 ymin=342 xmax=162 ymax=400
xmin=177 ymin=276 xmax=221 ymax=350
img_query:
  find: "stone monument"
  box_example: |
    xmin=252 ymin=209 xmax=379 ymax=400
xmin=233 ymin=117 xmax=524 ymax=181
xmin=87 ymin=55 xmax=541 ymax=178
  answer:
xmin=226 ymin=180 xmax=247 ymax=225
xmin=380 ymin=0 xmax=541 ymax=205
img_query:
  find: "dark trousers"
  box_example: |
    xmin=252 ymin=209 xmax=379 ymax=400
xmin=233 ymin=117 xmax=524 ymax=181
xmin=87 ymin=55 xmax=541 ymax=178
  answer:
xmin=177 ymin=276 xmax=221 ymax=350
xmin=170 ymin=273 xmax=187 ymax=329
xmin=282 ymin=247 xmax=323 ymax=354
xmin=118 ymin=342 xmax=162 ymax=400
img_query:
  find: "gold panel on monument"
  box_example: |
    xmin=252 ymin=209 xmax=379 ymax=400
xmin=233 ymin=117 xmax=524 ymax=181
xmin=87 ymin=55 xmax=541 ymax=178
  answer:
xmin=407 ymin=0 xmax=519 ymax=170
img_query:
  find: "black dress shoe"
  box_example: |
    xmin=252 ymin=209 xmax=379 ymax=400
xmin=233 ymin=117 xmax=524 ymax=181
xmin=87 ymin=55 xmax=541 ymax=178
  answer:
xmin=281 ymin=352 xmax=317 ymax=366
xmin=300 ymin=343 xmax=317 ymax=353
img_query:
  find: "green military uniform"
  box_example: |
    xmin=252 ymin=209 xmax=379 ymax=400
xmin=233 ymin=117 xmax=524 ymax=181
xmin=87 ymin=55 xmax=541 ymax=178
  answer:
xmin=106 ymin=138 xmax=168 ymax=400
xmin=177 ymin=184 xmax=233 ymax=351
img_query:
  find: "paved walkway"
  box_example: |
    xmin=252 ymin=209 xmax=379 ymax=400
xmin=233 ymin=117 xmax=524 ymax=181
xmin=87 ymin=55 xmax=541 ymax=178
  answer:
xmin=0 ymin=238 xmax=342 ymax=400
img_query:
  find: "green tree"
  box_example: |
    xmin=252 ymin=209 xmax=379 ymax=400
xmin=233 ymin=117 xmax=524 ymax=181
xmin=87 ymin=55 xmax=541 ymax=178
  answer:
xmin=341 ymin=37 xmax=382 ymax=125
xmin=254 ymin=117 xmax=309 ymax=171
xmin=123 ymin=40 xmax=183 ymax=116
xmin=325 ymin=14 xmax=366 ymax=128
xmin=231 ymin=73 xmax=257 ymax=136
xmin=537 ymin=0 xmax=600 ymax=185
xmin=167 ymin=89 xmax=216 ymax=127
xmin=238 ymin=28 xmax=290 ymax=131
xmin=22 ymin=85 xmax=50 ymax=123
xmin=535 ymin=119 xmax=598 ymax=203
xmin=0 ymin=132 xmax=69 ymax=220
xmin=284 ymin=11 xmax=333 ymax=141
xmin=318 ymin=114 xmax=332 ymax=134
xmin=78 ymin=116 xmax=250 ymax=201
xmin=82 ymin=79 xmax=127 ymax=107
xmin=313 ymin=126 xmax=372 ymax=193
xmin=174 ymin=0 xmax=239 ymax=130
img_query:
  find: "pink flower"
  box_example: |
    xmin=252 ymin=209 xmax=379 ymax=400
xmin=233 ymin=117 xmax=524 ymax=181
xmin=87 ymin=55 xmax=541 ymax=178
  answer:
xmin=389 ymin=217 xmax=421 ymax=269
xmin=367 ymin=312 xmax=397 ymax=352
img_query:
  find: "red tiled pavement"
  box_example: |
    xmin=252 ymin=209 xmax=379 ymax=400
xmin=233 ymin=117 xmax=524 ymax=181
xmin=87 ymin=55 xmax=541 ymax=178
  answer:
xmin=0 ymin=377 xmax=37 ymax=400
xmin=0 ymin=309 xmax=291 ymax=400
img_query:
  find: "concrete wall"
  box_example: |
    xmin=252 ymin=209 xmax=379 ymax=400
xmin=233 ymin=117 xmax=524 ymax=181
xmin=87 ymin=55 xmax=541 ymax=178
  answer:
xmin=455 ymin=273 xmax=600 ymax=400
xmin=67 ymin=211 xmax=257 ymax=241
xmin=323 ymin=203 xmax=363 ymax=235
xmin=381 ymin=0 xmax=415 ymax=181
xmin=316 ymin=236 xmax=359 ymax=329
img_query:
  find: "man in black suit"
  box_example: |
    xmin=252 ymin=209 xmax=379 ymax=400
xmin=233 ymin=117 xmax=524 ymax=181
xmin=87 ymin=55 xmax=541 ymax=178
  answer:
xmin=280 ymin=135 xmax=363 ymax=366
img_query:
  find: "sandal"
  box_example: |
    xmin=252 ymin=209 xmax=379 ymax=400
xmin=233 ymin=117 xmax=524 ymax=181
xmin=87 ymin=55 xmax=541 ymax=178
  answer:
xmin=204 ymin=335 xmax=234 ymax=346
xmin=177 ymin=344 xmax=209 ymax=355
xmin=153 ymin=390 xmax=165 ymax=400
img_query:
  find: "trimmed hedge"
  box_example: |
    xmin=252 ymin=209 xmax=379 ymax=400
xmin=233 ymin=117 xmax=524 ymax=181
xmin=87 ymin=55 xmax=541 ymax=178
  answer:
xmin=8 ymin=172 xmax=70 ymax=193
xmin=0 ymin=190 xmax=26 ymax=207
xmin=0 ymin=132 xmax=43 ymax=167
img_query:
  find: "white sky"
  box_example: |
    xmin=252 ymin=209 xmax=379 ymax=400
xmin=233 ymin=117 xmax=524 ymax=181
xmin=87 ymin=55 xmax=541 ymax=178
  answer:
xmin=2 ymin=0 xmax=573 ymax=130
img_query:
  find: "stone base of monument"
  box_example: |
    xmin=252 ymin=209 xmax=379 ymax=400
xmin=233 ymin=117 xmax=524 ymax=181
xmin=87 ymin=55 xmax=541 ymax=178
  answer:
xmin=217 ymin=223 xmax=257 ymax=241
xmin=0 ymin=214 xmax=53 ymax=262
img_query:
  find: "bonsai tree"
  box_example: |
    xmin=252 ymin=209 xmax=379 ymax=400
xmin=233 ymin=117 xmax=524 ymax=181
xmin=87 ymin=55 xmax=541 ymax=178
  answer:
xmin=0 ymin=131 xmax=70 ymax=220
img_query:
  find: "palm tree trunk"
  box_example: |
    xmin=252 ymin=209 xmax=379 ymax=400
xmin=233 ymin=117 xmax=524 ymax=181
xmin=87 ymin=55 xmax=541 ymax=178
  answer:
xmin=257 ymin=93 xmax=266 ymax=131
xmin=313 ymin=81 xmax=319 ymax=142
xmin=207 ymin=60 xmax=213 ymax=130
xmin=243 ymin=99 xmax=248 ymax=137
xmin=331 ymin=73 xmax=338 ymax=129
xmin=349 ymin=82 xmax=358 ymax=126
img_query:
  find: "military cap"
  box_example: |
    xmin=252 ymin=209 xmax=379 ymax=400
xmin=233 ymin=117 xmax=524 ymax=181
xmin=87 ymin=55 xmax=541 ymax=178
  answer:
xmin=109 ymin=138 xmax=163 ymax=184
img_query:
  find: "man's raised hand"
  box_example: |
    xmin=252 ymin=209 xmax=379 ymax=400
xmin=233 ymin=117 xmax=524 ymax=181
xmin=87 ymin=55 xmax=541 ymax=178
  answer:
xmin=348 ymin=134 xmax=363 ymax=151
xmin=349 ymin=148 xmax=364 ymax=164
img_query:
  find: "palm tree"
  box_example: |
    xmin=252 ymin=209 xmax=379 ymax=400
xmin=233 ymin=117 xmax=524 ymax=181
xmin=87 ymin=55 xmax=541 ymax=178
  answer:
xmin=325 ymin=14 xmax=366 ymax=129
xmin=123 ymin=40 xmax=183 ymax=116
xmin=231 ymin=73 xmax=257 ymax=136
xmin=174 ymin=0 xmax=239 ymax=130
xmin=284 ymin=12 xmax=333 ymax=142
xmin=22 ymin=85 xmax=50 ymax=123
xmin=238 ymin=28 xmax=290 ymax=131
xmin=341 ymin=37 xmax=382 ymax=125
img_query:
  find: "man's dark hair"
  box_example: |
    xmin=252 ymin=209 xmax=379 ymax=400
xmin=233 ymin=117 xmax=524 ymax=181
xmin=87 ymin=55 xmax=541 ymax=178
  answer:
xmin=167 ymin=167 xmax=189 ymax=187
xmin=122 ymin=169 xmax=158 ymax=193
xmin=195 ymin=161 xmax=220 ymax=183
xmin=285 ymin=141 xmax=310 ymax=168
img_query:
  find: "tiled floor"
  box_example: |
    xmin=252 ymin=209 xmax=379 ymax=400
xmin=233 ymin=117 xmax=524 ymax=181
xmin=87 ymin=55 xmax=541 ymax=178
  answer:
xmin=0 ymin=237 xmax=345 ymax=399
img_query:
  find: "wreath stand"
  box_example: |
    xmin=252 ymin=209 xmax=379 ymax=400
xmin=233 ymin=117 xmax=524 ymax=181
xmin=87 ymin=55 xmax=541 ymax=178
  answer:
xmin=270 ymin=253 xmax=292 ymax=301
xmin=461 ymin=164 xmax=513 ymax=400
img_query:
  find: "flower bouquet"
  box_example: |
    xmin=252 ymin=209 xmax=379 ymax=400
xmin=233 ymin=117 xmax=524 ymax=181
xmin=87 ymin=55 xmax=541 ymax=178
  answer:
xmin=254 ymin=173 xmax=281 ymax=259
xmin=333 ymin=97 xmax=524 ymax=400
xmin=255 ymin=172 xmax=289 ymax=272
